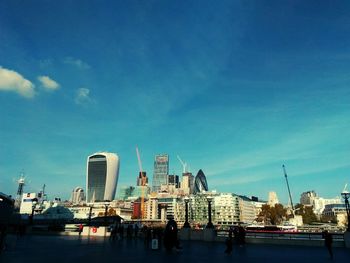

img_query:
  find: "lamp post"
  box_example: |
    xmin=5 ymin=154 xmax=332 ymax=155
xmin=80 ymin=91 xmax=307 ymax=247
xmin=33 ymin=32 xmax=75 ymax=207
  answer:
xmin=30 ymin=198 xmax=38 ymax=225
xmin=206 ymin=195 xmax=214 ymax=229
xmin=341 ymin=190 xmax=350 ymax=232
xmin=104 ymin=202 xmax=109 ymax=226
xmin=88 ymin=205 xmax=93 ymax=226
xmin=183 ymin=196 xmax=190 ymax=228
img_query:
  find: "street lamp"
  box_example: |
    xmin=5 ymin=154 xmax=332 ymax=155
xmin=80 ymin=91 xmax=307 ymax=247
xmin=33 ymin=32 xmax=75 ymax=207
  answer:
xmin=88 ymin=205 xmax=93 ymax=226
xmin=30 ymin=198 xmax=38 ymax=225
xmin=183 ymin=196 xmax=190 ymax=228
xmin=104 ymin=201 xmax=110 ymax=226
xmin=341 ymin=190 xmax=350 ymax=232
xmin=206 ymin=195 xmax=214 ymax=229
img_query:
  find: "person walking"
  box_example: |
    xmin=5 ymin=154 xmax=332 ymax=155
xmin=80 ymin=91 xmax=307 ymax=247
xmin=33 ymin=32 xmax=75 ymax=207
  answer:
xmin=323 ymin=230 xmax=333 ymax=259
xmin=224 ymin=228 xmax=233 ymax=254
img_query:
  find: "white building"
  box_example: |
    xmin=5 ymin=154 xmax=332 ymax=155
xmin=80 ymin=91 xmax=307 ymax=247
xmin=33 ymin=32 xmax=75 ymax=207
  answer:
xmin=313 ymin=196 xmax=341 ymax=215
xmin=86 ymin=152 xmax=120 ymax=203
xmin=268 ymin=191 xmax=279 ymax=207
xmin=19 ymin=193 xmax=43 ymax=214
xmin=71 ymin=187 xmax=85 ymax=204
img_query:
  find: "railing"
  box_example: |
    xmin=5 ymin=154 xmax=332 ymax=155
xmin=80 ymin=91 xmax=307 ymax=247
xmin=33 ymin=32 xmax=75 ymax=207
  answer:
xmin=216 ymin=230 xmax=345 ymax=241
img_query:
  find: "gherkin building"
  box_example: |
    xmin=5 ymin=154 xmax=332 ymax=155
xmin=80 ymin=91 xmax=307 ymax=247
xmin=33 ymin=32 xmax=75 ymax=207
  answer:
xmin=193 ymin=169 xmax=208 ymax=194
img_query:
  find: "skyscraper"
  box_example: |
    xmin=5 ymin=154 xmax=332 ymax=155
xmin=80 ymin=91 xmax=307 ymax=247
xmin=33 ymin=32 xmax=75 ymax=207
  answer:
xmin=193 ymin=169 xmax=208 ymax=194
xmin=71 ymin=187 xmax=85 ymax=204
xmin=86 ymin=152 xmax=120 ymax=203
xmin=152 ymin=154 xmax=169 ymax=192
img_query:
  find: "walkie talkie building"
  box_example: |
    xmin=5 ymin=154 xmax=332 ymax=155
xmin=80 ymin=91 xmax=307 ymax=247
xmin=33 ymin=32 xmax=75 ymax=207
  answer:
xmin=86 ymin=152 xmax=120 ymax=203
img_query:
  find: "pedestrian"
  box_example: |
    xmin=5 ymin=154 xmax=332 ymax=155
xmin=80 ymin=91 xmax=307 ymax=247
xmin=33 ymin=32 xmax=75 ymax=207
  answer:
xmin=224 ymin=228 xmax=233 ymax=254
xmin=134 ymin=224 xmax=139 ymax=239
xmin=323 ymin=230 xmax=333 ymax=259
xmin=78 ymin=224 xmax=84 ymax=236
xmin=164 ymin=217 xmax=181 ymax=251
xmin=238 ymin=225 xmax=246 ymax=246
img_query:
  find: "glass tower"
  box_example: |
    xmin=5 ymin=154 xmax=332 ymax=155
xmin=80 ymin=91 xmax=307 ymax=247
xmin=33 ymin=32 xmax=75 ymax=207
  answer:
xmin=86 ymin=152 xmax=120 ymax=203
xmin=152 ymin=154 xmax=169 ymax=192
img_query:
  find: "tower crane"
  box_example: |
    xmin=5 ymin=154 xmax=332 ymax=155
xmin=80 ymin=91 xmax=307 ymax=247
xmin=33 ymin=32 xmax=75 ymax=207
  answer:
xmin=136 ymin=147 xmax=145 ymax=219
xmin=177 ymin=155 xmax=187 ymax=173
xmin=282 ymin=164 xmax=295 ymax=214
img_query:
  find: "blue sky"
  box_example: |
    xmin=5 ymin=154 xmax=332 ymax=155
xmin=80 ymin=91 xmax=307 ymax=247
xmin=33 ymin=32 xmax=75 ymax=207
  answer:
xmin=0 ymin=0 xmax=349 ymax=203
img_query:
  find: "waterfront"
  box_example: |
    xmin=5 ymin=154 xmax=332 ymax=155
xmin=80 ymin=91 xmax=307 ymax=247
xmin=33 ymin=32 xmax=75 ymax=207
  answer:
xmin=1 ymin=234 xmax=349 ymax=263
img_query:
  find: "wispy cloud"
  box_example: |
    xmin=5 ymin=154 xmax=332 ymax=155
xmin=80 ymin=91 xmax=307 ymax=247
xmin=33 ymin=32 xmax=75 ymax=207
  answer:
xmin=75 ymin=88 xmax=93 ymax=105
xmin=38 ymin=75 xmax=60 ymax=91
xmin=63 ymin=57 xmax=90 ymax=70
xmin=0 ymin=66 xmax=35 ymax=98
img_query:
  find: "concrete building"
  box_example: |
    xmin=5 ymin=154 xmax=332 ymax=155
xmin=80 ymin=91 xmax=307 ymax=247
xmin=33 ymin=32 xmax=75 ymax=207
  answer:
xmin=268 ymin=191 xmax=279 ymax=207
xmin=313 ymin=196 xmax=341 ymax=215
xmin=238 ymin=195 xmax=257 ymax=224
xmin=86 ymin=152 xmax=120 ymax=203
xmin=213 ymin=193 xmax=240 ymax=226
xmin=71 ymin=187 xmax=85 ymax=204
xmin=152 ymin=154 xmax=169 ymax=192
xmin=300 ymin=191 xmax=317 ymax=206
xmin=181 ymin=172 xmax=194 ymax=195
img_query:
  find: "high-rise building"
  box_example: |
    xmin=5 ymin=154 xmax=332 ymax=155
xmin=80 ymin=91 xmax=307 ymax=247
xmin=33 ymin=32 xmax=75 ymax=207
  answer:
xmin=300 ymin=191 xmax=317 ymax=206
xmin=193 ymin=169 xmax=208 ymax=194
xmin=268 ymin=191 xmax=279 ymax=207
xmin=71 ymin=187 xmax=85 ymax=204
xmin=86 ymin=152 xmax=120 ymax=203
xmin=152 ymin=154 xmax=169 ymax=192
xmin=168 ymin=174 xmax=179 ymax=188
xmin=181 ymin=172 xmax=194 ymax=195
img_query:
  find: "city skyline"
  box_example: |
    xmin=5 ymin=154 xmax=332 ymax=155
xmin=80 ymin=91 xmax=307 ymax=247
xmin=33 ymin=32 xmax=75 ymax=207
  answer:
xmin=0 ymin=1 xmax=349 ymax=203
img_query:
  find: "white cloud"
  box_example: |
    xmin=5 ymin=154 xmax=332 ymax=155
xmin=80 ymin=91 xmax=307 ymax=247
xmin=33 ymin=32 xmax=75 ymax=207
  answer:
xmin=38 ymin=75 xmax=60 ymax=90
xmin=75 ymin=88 xmax=92 ymax=104
xmin=63 ymin=57 xmax=90 ymax=69
xmin=0 ymin=66 xmax=35 ymax=98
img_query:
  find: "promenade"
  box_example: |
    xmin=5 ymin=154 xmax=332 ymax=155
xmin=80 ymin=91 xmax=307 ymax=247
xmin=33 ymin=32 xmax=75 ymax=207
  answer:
xmin=1 ymin=234 xmax=349 ymax=263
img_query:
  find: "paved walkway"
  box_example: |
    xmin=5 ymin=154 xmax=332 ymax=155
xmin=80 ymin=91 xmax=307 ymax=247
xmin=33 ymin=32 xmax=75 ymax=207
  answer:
xmin=1 ymin=234 xmax=349 ymax=263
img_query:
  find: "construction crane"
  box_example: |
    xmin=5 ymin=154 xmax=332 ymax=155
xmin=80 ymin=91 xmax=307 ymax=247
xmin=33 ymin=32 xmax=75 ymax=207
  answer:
xmin=136 ymin=147 xmax=145 ymax=220
xmin=282 ymin=164 xmax=294 ymax=213
xmin=177 ymin=155 xmax=187 ymax=173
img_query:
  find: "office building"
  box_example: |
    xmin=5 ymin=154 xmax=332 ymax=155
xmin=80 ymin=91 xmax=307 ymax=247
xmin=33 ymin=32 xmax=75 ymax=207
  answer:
xmin=86 ymin=152 xmax=120 ymax=203
xmin=181 ymin=172 xmax=194 ymax=195
xmin=168 ymin=174 xmax=180 ymax=188
xmin=193 ymin=169 xmax=208 ymax=194
xmin=71 ymin=187 xmax=85 ymax=204
xmin=152 ymin=154 xmax=169 ymax=192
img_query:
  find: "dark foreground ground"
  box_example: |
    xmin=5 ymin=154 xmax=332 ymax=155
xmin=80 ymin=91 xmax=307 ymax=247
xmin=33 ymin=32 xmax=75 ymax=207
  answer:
xmin=0 ymin=234 xmax=349 ymax=263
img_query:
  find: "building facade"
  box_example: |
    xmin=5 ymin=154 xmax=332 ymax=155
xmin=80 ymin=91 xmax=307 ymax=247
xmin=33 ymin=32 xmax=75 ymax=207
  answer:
xmin=152 ymin=154 xmax=169 ymax=192
xmin=86 ymin=152 xmax=120 ymax=203
xmin=71 ymin=187 xmax=85 ymax=204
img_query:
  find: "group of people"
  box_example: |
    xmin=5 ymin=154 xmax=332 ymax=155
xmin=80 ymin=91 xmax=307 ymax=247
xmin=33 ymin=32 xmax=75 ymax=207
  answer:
xmin=225 ymin=225 xmax=246 ymax=254
xmin=110 ymin=223 xmax=140 ymax=241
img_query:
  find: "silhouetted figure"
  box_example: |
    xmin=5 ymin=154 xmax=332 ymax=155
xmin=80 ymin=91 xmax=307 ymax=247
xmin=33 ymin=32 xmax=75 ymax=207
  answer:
xmin=78 ymin=224 xmax=84 ymax=236
xmin=134 ymin=224 xmax=139 ymax=238
xmin=118 ymin=224 xmax=124 ymax=239
xmin=238 ymin=225 xmax=246 ymax=246
xmin=164 ymin=218 xmax=180 ymax=251
xmin=0 ymin=225 xmax=7 ymax=254
xmin=323 ymin=230 xmax=333 ymax=259
xmin=110 ymin=223 xmax=117 ymax=241
xmin=127 ymin=224 xmax=134 ymax=238
xmin=225 ymin=229 xmax=233 ymax=254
